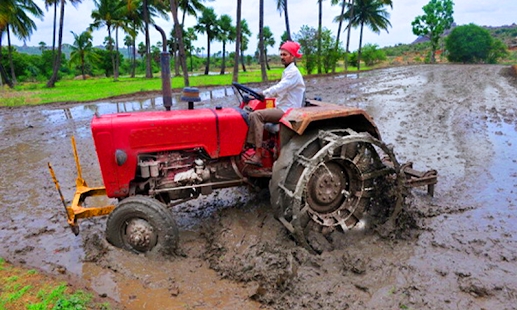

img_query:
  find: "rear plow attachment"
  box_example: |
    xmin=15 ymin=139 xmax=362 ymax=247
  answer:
xmin=383 ymin=159 xmax=438 ymax=196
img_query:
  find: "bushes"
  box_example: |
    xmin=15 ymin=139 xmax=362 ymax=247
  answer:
xmin=361 ymin=44 xmax=387 ymax=66
xmin=383 ymin=42 xmax=432 ymax=57
xmin=345 ymin=44 xmax=386 ymax=68
xmin=446 ymin=23 xmax=508 ymax=64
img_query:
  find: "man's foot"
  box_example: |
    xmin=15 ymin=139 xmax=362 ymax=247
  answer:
xmin=244 ymin=153 xmax=262 ymax=167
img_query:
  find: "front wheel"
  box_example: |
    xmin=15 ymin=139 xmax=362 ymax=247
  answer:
xmin=106 ymin=196 xmax=179 ymax=255
xmin=270 ymin=128 xmax=403 ymax=253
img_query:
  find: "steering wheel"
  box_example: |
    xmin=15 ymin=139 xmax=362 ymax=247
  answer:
xmin=232 ymin=82 xmax=265 ymax=101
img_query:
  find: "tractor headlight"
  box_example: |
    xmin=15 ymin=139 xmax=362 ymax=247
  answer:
xmin=115 ymin=149 xmax=127 ymax=166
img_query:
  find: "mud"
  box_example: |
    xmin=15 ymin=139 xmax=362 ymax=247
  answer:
xmin=1 ymin=64 xmax=517 ymax=309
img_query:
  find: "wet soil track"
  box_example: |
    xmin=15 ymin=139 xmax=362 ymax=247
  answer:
xmin=1 ymin=64 xmax=517 ymax=309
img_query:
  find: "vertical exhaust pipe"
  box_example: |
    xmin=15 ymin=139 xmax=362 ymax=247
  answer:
xmin=154 ymin=24 xmax=173 ymax=111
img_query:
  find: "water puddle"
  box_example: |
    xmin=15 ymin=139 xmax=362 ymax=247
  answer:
xmin=469 ymin=121 xmax=517 ymax=239
xmin=333 ymin=73 xmax=359 ymax=79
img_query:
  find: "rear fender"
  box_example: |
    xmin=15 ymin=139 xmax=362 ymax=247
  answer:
xmin=278 ymin=99 xmax=381 ymax=147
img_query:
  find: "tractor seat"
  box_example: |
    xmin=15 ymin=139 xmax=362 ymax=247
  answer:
xmin=264 ymin=123 xmax=280 ymax=134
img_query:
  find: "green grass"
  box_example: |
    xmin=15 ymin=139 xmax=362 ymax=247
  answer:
xmin=0 ymin=257 xmax=111 ymax=310
xmin=27 ymin=284 xmax=95 ymax=310
xmin=6 ymin=275 xmax=19 ymax=283
xmin=5 ymin=285 xmax=32 ymax=303
xmin=0 ymin=64 xmax=362 ymax=107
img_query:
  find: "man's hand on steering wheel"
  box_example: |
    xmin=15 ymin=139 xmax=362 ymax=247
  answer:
xmin=232 ymin=82 xmax=265 ymax=101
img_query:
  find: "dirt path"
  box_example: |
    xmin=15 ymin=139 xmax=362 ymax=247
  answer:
xmin=1 ymin=64 xmax=516 ymax=309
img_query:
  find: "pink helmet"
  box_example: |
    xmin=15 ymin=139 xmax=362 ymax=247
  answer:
xmin=280 ymin=41 xmax=302 ymax=58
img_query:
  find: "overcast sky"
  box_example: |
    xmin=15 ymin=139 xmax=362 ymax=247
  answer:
xmin=10 ymin=0 xmax=517 ymax=54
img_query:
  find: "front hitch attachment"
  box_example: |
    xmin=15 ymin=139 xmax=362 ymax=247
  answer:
xmin=48 ymin=162 xmax=80 ymax=235
xmin=47 ymin=136 xmax=115 ymax=235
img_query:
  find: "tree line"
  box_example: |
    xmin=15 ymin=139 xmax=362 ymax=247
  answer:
xmin=0 ymin=0 xmax=510 ymax=89
xmin=0 ymin=0 xmax=399 ymax=88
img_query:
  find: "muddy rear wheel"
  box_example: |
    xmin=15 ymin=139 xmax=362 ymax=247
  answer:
xmin=106 ymin=196 xmax=179 ymax=255
xmin=270 ymin=128 xmax=403 ymax=253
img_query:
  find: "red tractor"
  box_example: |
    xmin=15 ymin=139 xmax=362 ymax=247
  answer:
xmin=49 ymin=83 xmax=437 ymax=254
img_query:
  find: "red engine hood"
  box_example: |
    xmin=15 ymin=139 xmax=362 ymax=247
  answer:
xmin=91 ymin=107 xmax=248 ymax=197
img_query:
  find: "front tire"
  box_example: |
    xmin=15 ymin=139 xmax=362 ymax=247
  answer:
xmin=106 ymin=196 xmax=179 ymax=255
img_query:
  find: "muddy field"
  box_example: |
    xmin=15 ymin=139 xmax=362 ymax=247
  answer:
xmin=1 ymin=64 xmax=517 ymax=309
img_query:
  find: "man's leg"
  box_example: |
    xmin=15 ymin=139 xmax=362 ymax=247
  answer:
xmin=245 ymin=108 xmax=284 ymax=166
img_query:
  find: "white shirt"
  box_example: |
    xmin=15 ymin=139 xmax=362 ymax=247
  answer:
xmin=263 ymin=62 xmax=305 ymax=111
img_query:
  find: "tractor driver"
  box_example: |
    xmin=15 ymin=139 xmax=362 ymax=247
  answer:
xmin=245 ymin=40 xmax=306 ymax=166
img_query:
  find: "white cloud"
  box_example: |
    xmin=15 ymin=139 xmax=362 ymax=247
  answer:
xmin=9 ymin=0 xmax=517 ymax=54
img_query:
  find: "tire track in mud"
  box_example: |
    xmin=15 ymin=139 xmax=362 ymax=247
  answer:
xmin=360 ymin=65 xmax=517 ymax=309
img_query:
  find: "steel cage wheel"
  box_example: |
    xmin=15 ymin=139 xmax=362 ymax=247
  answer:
xmin=270 ymin=128 xmax=403 ymax=253
xmin=106 ymin=195 xmax=179 ymax=255
xmin=305 ymin=161 xmax=350 ymax=214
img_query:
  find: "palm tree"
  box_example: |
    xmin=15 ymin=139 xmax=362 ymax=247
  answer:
xmin=170 ymin=0 xmax=189 ymax=85
xmin=112 ymin=17 xmax=131 ymax=80
xmin=259 ymin=26 xmax=275 ymax=70
xmin=141 ymin=0 xmax=169 ymax=78
xmin=38 ymin=41 xmax=47 ymax=51
xmin=317 ymin=0 xmax=324 ymax=74
xmin=90 ymin=0 xmax=126 ymax=81
xmin=258 ymin=0 xmax=267 ymax=82
xmin=137 ymin=41 xmax=146 ymax=58
xmin=178 ymin=0 xmax=208 ymax=26
xmin=217 ymin=14 xmax=235 ymax=75
xmin=123 ymin=0 xmax=143 ymax=78
xmin=344 ymin=0 xmax=391 ymax=72
xmin=238 ymin=19 xmax=251 ymax=72
xmin=173 ymin=0 xmax=208 ymax=82
xmin=69 ymin=30 xmax=99 ymax=79
xmin=47 ymin=0 xmax=82 ymax=88
xmin=381 ymin=0 xmax=393 ymax=9
xmin=0 ymin=0 xmax=43 ymax=86
xmin=338 ymin=0 xmax=392 ymax=72
xmin=43 ymin=0 xmax=58 ymax=58
xmin=276 ymin=0 xmax=291 ymax=41
xmin=232 ymin=0 xmax=241 ymax=82
xmin=194 ymin=7 xmax=219 ymax=75
xmin=167 ymin=27 xmax=181 ymax=76
xmin=184 ymin=27 xmax=197 ymax=72
xmin=124 ymin=35 xmax=133 ymax=59
xmin=344 ymin=0 xmax=354 ymax=72
xmin=331 ymin=0 xmax=346 ymax=73
xmin=142 ymin=0 xmax=152 ymax=77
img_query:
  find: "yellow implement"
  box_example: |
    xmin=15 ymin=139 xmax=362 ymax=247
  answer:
xmin=47 ymin=136 xmax=115 ymax=235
